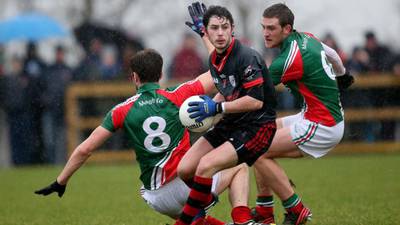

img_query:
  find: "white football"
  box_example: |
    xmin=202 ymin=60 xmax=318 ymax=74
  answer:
xmin=179 ymin=95 xmax=215 ymax=133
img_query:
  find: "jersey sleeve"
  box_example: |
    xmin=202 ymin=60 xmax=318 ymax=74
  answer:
xmin=241 ymin=55 xmax=265 ymax=89
xmin=101 ymin=111 xmax=116 ymax=132
xmin=101 ymin=96 xmax=137 ymax=132
xmin=161 ymin=79 xmax=205 ymax=106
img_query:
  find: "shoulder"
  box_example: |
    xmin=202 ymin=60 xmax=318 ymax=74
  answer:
xmin=236 ymin=43 xmax=265 ymax=68
xmin=112 ymin=94 xmax=141 ymax=113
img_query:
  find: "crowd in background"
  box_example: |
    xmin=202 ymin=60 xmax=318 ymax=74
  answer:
xmin=0 ymin=29 xmax=399 ymax=166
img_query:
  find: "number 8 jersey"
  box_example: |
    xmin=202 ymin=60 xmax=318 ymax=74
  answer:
xmin=102 ymin=81 xmax=205 ymax=190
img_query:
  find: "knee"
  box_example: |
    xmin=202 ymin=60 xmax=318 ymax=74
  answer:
xmin=196 ymin=157 xmax=217 ymax=176
xmin=237 ymin=163 xmax=249 ymax=174
xmin=177 ymin=161 xmax=193 ymax=182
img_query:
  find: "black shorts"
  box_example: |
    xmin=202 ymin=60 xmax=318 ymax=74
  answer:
xmin=203 ymin=120 xmax=277 ymax=166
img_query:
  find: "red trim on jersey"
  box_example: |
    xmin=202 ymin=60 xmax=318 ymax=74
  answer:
xmin=282 ymin=42 xmax=304 ymax=83
xmin=161 ymin=130 xmax=191 ymax=185
xmin=111 ymin=97 xmax=137 ymax=129
xmin=297 ymin=81 xmax=336 ymax=126
xmin=243 ymin=77 xmax=264 ymax=89
xmin=303 ymin=32 xmax=320 ymax=41
xmin=156 ymin=80 xmax=205 ymax=107
xmin=211 ymin=38 xmax=236 ymax=73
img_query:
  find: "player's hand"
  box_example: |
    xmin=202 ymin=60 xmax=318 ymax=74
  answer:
xmin=34 ymin=180 xmax=66 ymax=198
xmin=336 ymin=72 xmax=354 ymax=91
xmin=187 ymin=95 xmax=223 ymax=123
xmin=185 ymin=2 xmax=207 ymax=37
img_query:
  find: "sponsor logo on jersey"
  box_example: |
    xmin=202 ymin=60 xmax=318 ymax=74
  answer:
xmin=301 ymin=35 xmax=309 ymax=50
xmin=213 ymin=77 xmax=219 ymax=84
xmin=228 ymin=75 xmax=236 ymax=87
xmin=138 ymin=98 xmax=164 ymax=106
xmin=244 ymin=65 xmax=256 ymax=81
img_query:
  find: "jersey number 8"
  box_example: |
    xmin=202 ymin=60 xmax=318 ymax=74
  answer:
xmin=143 ymin=116 xmax=171 ymax=153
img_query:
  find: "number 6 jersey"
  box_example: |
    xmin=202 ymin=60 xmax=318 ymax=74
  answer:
xmin=102 ymin=81 xmax=205 ymax=190
xmin=269 ymin=31 xmax=344 ymax=126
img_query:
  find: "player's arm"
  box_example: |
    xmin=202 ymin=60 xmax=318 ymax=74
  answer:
xmin=201 ymin=35 xmax=215 ymax=55
xmin=321 ymin=42 xmax=346 ymax=76
xmin=220 ymin=95 xmax=263 ymax=114
xmin=185 ymin=2 xmax=214 ymax=54
xmin=196 ymin=70 xmax=216 ymax=94
xmin=34 ymin=126 xmax=112 ymax=197
xmin=321 ymin=43 xmax=354 ymax=90
xmin=188 ymin=94 xmax=263 ymax=122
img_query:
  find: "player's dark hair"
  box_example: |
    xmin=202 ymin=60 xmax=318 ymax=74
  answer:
xmin=130 ymin=49 xmax=163 ymax=82
xmin=263 ymin=3 xmax=294 ymax=29
xmin=203 ymin=5 xmax=234 ymax=27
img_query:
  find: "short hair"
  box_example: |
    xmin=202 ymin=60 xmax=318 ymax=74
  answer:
xmin=203 ymin=5 xmax=234 ymax=28
xmin=263 ymin=3 xmax=294 ymax=29
xmin=130 ymin=49 xmax=163 ymax=83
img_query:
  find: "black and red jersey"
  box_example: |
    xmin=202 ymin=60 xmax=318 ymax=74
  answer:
xmin=209 ymin=38 xmax=277 ymax=124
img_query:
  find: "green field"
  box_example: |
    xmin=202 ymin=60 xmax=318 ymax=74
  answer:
xmin=1 ymin=153 xmax=399 ymax=225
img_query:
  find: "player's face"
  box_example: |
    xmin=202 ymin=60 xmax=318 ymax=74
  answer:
xmin=261 ymin=17 xmax=291 ymax=48
xmin=206 ymin=16 xmax=233 ymax=53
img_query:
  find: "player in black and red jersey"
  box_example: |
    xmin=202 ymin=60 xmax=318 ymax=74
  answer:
xmin=175 ymin=4 xmax=277 ymax=225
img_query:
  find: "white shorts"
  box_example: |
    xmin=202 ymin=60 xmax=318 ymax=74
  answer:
xmin=282 ymin=112 xmax=344 ymax=158
xmin=140 ymin=173 xmax=220 ymax=218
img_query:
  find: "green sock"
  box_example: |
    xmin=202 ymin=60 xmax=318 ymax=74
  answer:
xmin=256 ymin=195 xmax=274 ymax=207
xmin=282 ymin=193 xmax=300 ymax=209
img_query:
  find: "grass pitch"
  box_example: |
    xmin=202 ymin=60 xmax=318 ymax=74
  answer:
xmin=0 ymin=153 xmax=399 ymax=225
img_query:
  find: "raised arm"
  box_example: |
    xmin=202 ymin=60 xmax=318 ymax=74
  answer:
xmin=185 ymin=2 xmax=214 ymax=54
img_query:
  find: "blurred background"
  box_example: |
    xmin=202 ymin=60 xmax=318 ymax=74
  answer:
xmin=0 ymin=0 xmax=399 ymax=167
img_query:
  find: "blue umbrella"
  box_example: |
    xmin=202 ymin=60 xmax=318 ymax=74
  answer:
xmin=0 ymin=12 xmax=68 ymax=43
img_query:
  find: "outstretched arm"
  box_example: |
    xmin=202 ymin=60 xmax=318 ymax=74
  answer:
xmin=57 ymin=126 xmax=112 ymax=185
xmin=35 ymin=126 xmax=112 ymax=197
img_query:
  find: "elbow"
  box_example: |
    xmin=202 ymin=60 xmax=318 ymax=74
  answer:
xmin=75 ymin=145 xmax=93 ymax=157
xmin=253 ymin=100 xmax=263 ymax=110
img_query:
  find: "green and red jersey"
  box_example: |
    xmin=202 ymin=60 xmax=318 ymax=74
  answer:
xmin=102 ymin=80 xmax=205 ymax=190
xmin=270 ymin=31 xmax=343 ymax=126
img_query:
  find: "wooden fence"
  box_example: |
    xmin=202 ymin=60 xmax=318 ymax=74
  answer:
xmin=66 ymin=74 xmax=400 ymax=162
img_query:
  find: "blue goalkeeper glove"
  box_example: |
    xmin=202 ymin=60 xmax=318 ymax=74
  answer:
xmin=185 ymin=2 xmax=207 ymax=37
xmin=187 ymin=95 xmax=223 ymax=123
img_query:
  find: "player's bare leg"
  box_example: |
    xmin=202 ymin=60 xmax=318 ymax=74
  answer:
xmin=253 ymin=119 xmax=312 ymax=225
xmin=178 ymin=137 xmax=214 ymax=184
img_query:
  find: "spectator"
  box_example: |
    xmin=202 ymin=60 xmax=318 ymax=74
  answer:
xmin=0 ymin=44 xmax=4 ymax=79
xmin=322 ymin=32 xmax=347 ymax=63
xmin=74 ymin=38 xmax=103 ymax=81
xmin=3 ymin=57 xmax=35 ymax=165
xmin=23 ymin=42 xmax=47 ymax=164
xmin=99 ymin=45 xmax=122 ymax=80
xmin=392 ymin=54 xmax=400 ymax=77
xmin=122 ymin=43 xmax=142 ymax=78
xmin=41 ymin=46 xmax=73 ymax=164
xmin=363 ymin=31 xmax=393 ymax=72
xmin=346 ymin=46 xmax=371 ymax=74
xmin=169 ymin=33 xmax=205 ymax=80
